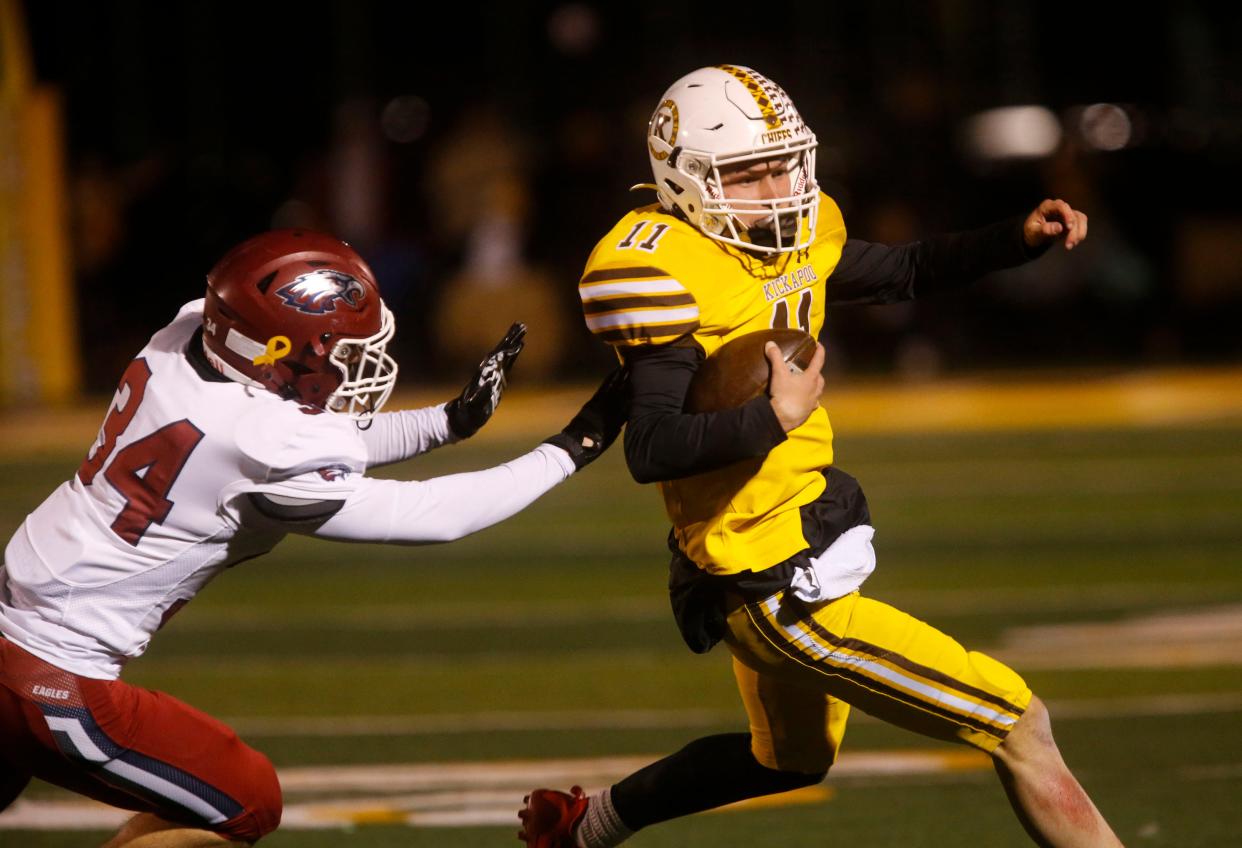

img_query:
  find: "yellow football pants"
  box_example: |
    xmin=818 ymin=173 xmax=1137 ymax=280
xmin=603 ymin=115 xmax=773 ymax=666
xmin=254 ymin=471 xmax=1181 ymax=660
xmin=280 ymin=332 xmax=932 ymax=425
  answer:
xmin=725 ymin=590 xmax=1032 ymax=773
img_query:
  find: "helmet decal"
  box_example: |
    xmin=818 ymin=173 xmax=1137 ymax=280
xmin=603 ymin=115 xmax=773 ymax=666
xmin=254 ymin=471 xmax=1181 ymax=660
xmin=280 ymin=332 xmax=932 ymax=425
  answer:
xmin=716 ymin=64 xmax=784 ymax=129
xmin=275 ymin=270 xmax=367 ymax=314
xmin=648 ymin=99 xmax=679 ymax=160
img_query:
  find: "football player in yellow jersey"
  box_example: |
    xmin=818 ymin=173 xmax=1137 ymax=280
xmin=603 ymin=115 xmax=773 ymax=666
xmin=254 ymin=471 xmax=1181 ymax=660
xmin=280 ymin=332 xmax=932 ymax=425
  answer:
xmin=520 ymin=66 xmax=1122 ymax=847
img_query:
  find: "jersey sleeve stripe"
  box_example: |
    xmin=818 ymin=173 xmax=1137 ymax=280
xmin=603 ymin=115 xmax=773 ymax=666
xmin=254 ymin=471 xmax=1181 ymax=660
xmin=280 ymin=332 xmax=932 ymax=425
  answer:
xmin=596 ymin=322 xmax=699 ymax=345
xmin=581 ymin=292 xmax=696 ymax=316
xmin=585 ymin=305 xmax=700 ymax=333
xmin=581 ymin=266 xmax=669 ymax=283
xmin=579 ymin=278 xmax=686 ymax=300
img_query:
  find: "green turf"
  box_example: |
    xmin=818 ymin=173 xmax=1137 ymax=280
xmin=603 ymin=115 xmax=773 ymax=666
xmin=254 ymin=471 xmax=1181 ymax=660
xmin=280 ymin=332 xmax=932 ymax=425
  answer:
xmin=2 ymin=424 xmax=1241 ymax=845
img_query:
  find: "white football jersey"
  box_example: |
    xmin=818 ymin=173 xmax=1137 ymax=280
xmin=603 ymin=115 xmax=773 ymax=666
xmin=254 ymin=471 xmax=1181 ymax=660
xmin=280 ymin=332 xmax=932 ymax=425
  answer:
xmin=0 ymin=300 xmax=370 ymax=679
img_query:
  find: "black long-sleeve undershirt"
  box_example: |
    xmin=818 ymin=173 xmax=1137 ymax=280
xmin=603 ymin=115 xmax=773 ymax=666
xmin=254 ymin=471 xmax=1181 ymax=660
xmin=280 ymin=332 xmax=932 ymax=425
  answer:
xmin=827 ymin=215 xmax=1045 ymax=304
xmin=622 ymin=217 xmax=1047 ymax=484
xmin=622 ymin=347 xmax=786 ymax=484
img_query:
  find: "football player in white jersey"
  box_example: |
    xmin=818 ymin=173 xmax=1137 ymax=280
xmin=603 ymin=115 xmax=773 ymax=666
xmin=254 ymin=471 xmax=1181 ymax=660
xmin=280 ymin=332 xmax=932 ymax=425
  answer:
xmin=0 ymin=229 xmax=627 ymax=846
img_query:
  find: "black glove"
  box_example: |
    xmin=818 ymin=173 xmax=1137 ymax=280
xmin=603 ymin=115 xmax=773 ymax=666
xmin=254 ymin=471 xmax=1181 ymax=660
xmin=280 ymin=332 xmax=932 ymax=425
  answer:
xmin=544 ymin=366 xmax=630 ymax=470
xmin=446 ymin=322 xmax=526 ymax=439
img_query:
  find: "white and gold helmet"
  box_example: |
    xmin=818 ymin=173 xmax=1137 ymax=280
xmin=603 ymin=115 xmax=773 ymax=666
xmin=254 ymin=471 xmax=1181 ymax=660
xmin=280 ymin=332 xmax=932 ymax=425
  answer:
xmin=646 ymin=65 xmax=819 ymax=254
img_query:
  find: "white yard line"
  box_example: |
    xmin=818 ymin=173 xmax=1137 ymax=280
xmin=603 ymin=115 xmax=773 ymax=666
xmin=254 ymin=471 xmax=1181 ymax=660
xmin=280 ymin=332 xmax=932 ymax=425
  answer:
xmin=171 ymin=586 xmax=1242 ymax=630
xmin=6 ymin=603 xmax=1238 ymax=833
xmin=219 ymin=691 xmax=1242 ymax=739
xmin=1047 ymin=692 xmax=1242 ymax=719
xmin=0 ymin=749 xmax=985 ymax=831
xmin=226 ymin=708 xmax=737 ymax=736
xmin=5 ymin=687 xmax=1239 ymax=832
xmin=171 ymin=597 xmax=667 ymax=629
xmin=995 ymin=603 xmax=1242 ymax=669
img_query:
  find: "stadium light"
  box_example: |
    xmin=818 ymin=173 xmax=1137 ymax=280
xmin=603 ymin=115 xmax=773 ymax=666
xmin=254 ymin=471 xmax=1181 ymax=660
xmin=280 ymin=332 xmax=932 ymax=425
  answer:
xmin=962 ymin=105 xmax=1063 ymax=161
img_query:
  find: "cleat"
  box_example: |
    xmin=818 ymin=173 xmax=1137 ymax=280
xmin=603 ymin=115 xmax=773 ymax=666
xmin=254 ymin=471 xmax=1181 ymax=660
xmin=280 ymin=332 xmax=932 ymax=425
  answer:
xmin=518 ymin=785 xmax=588 ymax=848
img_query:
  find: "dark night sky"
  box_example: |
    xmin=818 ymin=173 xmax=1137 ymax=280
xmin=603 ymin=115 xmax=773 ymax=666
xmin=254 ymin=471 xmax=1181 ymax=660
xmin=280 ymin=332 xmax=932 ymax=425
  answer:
xmin=22 ymin=1 xmax=1242 ymax=388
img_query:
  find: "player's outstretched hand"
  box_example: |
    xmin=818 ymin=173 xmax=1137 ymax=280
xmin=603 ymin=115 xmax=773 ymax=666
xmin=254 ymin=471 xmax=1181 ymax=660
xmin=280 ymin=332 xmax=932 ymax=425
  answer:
xmin=543 ymin=366 xmax=630 ymax=470
xmin=446 ymin=322 xmax=526 ymax=439
xmin=1023 ymin=198 xmax=1089 ymax=251
xmin=766 ymin=340 xmax=824 ymax=432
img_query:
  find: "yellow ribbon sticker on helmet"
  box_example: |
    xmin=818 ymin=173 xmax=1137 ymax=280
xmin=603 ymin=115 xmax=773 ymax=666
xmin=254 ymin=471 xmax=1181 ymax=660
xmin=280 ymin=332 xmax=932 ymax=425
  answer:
xmin=253 ymin=335 xmax=292 ymax=366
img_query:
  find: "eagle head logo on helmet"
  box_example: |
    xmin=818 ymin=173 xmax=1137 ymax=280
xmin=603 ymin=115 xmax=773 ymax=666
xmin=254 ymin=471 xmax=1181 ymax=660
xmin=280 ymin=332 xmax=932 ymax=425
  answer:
xmin=275 ymin=270 xmax=367 ymax=315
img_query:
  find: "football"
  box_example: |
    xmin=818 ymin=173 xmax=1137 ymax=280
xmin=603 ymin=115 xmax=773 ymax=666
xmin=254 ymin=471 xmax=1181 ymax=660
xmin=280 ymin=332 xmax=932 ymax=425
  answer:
xmin=684 ymin=328 xmax=817 ymax=413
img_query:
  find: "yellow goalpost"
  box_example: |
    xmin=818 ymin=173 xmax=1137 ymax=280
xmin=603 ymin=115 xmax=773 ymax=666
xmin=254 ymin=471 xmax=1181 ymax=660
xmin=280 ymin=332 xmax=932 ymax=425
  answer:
xmin=0 ymin=0 xmax=78 ymax=407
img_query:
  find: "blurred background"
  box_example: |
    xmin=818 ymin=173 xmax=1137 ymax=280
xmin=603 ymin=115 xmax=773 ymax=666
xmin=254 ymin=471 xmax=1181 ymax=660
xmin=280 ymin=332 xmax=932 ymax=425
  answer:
xmin=1 ymin=0 xmax=1240 ymax=403
xmin=3 ymin=4 xmax=1242 ymax=844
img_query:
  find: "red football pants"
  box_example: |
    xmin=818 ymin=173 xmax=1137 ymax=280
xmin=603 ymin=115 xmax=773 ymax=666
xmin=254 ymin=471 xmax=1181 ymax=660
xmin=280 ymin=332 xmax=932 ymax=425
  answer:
xmin=0 ymin=637 xmax=281 ymax=842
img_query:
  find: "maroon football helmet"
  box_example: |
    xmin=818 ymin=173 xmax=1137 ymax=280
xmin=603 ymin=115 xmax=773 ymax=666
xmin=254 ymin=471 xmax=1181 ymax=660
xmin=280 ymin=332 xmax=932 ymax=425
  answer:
xmin=202 ymin=229 xmax=398 ymax=420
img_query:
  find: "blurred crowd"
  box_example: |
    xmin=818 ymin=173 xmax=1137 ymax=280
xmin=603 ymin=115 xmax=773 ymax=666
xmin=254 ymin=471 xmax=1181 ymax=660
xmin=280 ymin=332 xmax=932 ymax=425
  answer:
xmin=25 ymin=0 xmax=1242 ymax=393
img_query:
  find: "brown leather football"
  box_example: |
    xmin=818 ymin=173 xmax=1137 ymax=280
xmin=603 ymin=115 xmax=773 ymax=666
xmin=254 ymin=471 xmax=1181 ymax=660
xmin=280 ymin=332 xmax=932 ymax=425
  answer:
xmin=684 ymin=328 xmax=817 ymax=413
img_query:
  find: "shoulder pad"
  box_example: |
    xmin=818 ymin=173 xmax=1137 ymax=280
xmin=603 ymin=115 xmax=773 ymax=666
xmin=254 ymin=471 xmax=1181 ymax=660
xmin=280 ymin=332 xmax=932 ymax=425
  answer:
xmin=579 ymin=265 xmax=700 ymax=348
xmin=175 ymin=298 xmax=207 ymax=321
xmin=145 ymin=299 xmax=207 ymax=356
xmin=234 ymin=399 xmax=367 ymax=485
xmin=816 ymin=193 xmax=847 ymax=245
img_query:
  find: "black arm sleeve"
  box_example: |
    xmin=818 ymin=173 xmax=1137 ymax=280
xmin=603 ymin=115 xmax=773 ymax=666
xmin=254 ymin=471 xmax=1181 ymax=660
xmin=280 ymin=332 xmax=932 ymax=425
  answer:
xmin=826 ymin=215 xmax=1048 ymax=306
xmin=621 ymin=345 xmax=787 ymax=484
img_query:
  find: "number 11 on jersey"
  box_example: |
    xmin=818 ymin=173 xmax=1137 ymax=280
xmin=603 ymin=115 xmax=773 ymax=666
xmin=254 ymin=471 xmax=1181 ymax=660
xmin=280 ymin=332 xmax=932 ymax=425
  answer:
xmin=616 ymin=221 xmax=671 ymax=253
xmin=771 ymin=289 xmax=812 ymax=334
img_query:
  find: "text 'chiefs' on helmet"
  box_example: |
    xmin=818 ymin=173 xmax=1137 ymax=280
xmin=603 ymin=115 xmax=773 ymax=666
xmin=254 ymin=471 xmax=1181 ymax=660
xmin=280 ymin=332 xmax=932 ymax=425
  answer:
xmin=646 ymin=64 xmax=819 ymax=254
xmin=202 ymin=229 xmax=398 ymax=421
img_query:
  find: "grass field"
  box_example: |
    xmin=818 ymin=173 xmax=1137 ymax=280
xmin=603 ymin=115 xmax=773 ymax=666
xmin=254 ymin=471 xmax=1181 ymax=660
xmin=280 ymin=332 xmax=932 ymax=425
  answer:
xmin=2 ymin=387 xmax=1241 ymax=846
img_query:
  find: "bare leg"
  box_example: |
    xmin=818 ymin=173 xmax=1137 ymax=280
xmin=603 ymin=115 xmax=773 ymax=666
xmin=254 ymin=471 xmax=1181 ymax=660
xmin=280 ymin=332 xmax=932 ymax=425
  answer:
xmin=991 ymin=696 xmax=1124 ymax=847
xmin=100 ymin=813 xmax=249 ymax=848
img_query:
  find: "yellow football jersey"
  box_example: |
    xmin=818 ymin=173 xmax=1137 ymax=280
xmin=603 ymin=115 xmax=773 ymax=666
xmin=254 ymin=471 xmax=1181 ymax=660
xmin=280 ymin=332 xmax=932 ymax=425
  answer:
xmin=579 ymin=193 xmax=848 ymax=575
